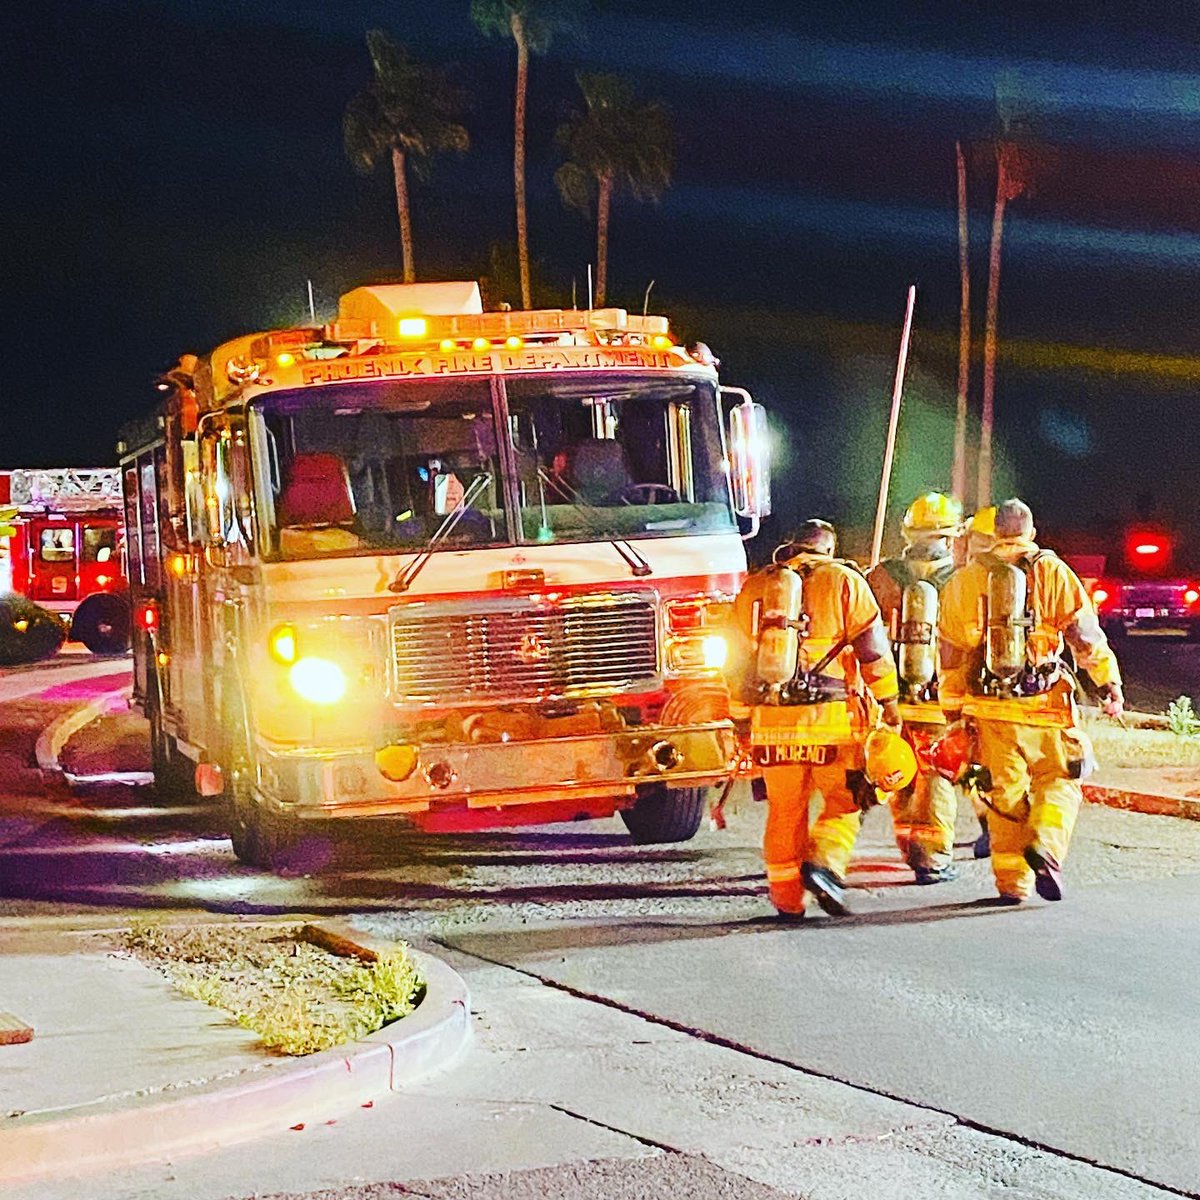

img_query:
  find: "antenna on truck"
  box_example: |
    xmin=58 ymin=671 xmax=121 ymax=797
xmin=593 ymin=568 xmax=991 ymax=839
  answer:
xmin=587 ymin=265 xmax=593 ymax=310
xmin=643 ymin=279 xmax=656 ymax=318
xmin=306 ymin=279 xmax=316 ymax=324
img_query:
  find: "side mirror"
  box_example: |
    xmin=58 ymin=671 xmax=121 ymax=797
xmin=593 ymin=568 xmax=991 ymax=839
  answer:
xmin=722 ymin=389 xmax=771 ymax=532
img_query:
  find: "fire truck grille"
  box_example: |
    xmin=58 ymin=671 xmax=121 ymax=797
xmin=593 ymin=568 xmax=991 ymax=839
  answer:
xmin=390 ymin=593 xmax=659 ymax=703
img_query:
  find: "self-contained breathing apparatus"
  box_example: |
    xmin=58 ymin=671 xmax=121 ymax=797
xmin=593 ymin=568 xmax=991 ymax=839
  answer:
xmin=881 ymin=556 xmax=953 ymax=705
xmin=977 ymin=550 xmax=1064 ymax=698
xmin=747 ymin=556 xmax=848 ymax=706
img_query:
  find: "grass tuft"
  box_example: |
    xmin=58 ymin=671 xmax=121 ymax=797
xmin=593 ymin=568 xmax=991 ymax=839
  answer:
xmin=1085 ymin=715 xmax=1200 ymax=770
xmin=121 ymin=922 xmax=422 ymax=1056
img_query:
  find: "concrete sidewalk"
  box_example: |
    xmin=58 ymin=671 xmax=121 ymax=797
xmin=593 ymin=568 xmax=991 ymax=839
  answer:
xmin=0 ymin=925 xmax=470 ymax=1186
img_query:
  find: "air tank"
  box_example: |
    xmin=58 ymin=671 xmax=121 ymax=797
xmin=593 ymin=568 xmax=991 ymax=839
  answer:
xmin=898 ymin=579 xmax=938 ymax=691
xmin=756 ymin=565 xmax=803 ymax=688
xmin=985 ymin=563 xmax=1028 ymax=681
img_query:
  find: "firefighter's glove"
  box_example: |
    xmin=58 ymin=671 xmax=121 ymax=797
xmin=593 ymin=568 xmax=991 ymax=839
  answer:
xmin=848 ymin=770 xmax=881 ymax=813
xmin=1098 ymin=682 xmax=1124 ymax=721
xmin=878 ymin=698 xmax=903 ymax=732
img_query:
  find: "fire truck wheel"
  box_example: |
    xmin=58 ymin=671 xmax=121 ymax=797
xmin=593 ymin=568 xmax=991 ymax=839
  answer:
xmin=620 ymin=784 xmax=708 ymax=844
xmin=71 ymin=593 xmax=131 ymax=655
xmin=147 ymin=680 xmax=193 ymax=797
xmin=226 ymin=753 xmax=299 ymax=870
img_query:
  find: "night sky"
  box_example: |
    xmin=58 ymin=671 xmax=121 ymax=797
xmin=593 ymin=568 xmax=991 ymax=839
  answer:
xmin=8 ymin=0 xmax=1200 ymax=554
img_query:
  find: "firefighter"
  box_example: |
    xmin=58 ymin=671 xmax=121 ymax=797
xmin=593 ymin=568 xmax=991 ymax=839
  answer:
xmin=867 ymin=492 xmax=964 ymax=884
xmin=961 ymin=504 xmax=999 ymax=859
xmin=938 ymin=499 xmax=1123 ymax=903
xmin=731 ymin=519 xmax=911 ymax=918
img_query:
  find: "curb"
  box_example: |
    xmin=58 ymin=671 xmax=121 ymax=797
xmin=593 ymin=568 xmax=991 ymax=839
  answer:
xmin=0 ymin=945 xmax=471 ymax=1185
xmin=1084 ymin=783 xmax=1200 ymax=822
xmin=34 ymin=687 xmax=129 ymax=776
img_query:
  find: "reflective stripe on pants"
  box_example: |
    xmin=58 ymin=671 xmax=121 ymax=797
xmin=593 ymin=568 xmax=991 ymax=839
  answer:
xmin=891 ymin=768 xmax=960 ymax=871
xmin=976 ymin=719 xmax=1083 ymax=899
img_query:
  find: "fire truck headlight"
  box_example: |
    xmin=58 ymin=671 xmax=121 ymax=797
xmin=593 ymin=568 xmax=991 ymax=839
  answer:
xmin=701 ymin=634 xmax=728 ymax=670
xmin=289 ymin=657 xmax=346 ymax=705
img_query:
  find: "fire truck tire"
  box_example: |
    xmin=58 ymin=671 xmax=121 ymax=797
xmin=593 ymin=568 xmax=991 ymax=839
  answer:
xmin=620 ymin=784 xmax=708 ymax=844
xmin=71 ymin=593 xmax=131 ymax=655
xmin=147 ymin=684 xmax=193 ymax=797
xmin=225 ymin=742 xmax=300 ymax=870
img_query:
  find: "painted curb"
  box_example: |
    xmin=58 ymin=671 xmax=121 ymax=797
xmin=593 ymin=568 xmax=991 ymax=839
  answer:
xmin=34 ymin=687 xmax=129 ymax=776
xmin=0 ymin=948 xmax=470 ymax=1185
xmin=1084 ymin=783 xmax=1200 ymax=822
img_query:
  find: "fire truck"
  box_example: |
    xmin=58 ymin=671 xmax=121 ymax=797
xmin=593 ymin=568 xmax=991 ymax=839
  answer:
xmin=0 ymin=468 xmax=131 ymax=654
xmin=119 ymin=282 xmax=770 ymax=868
xmin=1084 ymin=527 xmax=1200 ymax=641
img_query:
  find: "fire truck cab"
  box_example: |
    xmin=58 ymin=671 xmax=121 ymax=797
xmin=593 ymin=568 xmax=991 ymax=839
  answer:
xmin=0 ymin=468 xmax=131 ymax=654
xmin=120 ymin=282 xmax=770 ymax=869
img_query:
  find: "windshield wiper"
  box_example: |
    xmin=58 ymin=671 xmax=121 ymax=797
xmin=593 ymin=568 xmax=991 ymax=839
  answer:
xmin=536 ymin=468 xmax=653 ymax=578
xmin=388 ymin=472 xmax=492 ymax=594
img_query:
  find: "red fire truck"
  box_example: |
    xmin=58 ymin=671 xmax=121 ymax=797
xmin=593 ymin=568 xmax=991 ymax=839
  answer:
xmin=119 ymin=282 xmax=771 ymax=868
xmin=0 ymin=468 xmax=131 ymax=653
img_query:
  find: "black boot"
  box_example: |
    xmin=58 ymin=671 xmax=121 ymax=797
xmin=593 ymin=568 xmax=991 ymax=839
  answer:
xmin=973 ymin=819 xmax=990 ymax=860
xmin=1024 ymin=844 xmax=1063 ymax=902
xmin=801 ymin=862 xmax=851 ymax=916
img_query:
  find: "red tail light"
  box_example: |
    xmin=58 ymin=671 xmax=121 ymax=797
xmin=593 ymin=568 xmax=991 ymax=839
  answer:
xmin=1185 ymin=587 xmax=1200 ymax=606
xmin=1091 ymin=583 xmax=1115 ymax=609
xmin=136 ymin=600 xmax=159 ymax=631
xmin=1125 ymin=530 xmax=1171 ymax=573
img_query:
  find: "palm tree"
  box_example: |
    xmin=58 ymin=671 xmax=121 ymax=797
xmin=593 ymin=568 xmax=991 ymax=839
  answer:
xmin=343 ymin=31 xmax=469 ymax=283
xmin=471 ymin=1 xmax=575 ymax=309
xmin=977 ymin=112 xmax=1040 ymax=507
xmin=554 ymin=73 xmax=673 ymax=308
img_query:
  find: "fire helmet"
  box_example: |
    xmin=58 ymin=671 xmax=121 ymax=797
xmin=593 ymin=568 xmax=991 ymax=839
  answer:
xmin=925 ymin=721 xmax=974 ymax=784
xmin=864 ymin=729 xmax=918 ymax=793
xmin=968 ymin=506 xmax=997 ymax=538
xmin=902 ymin=492 xmax=963 ymax=541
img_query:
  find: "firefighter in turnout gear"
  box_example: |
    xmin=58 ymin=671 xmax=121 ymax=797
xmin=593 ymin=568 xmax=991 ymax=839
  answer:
xmin=867 ymin=492 xmax=967 ymax=884
xmin=938 ymin=499 xmax=1123 ymax=903
xmin=731 ymin=520 xmax=905 ymax=919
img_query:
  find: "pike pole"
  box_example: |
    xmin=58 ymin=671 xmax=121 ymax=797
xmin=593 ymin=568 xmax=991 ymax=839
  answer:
xmin=869 ymin=284 xmax=917 ymax=569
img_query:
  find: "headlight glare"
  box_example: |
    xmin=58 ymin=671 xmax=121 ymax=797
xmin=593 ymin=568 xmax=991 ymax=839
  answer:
xmin=701 ymin=634 xmax=728 ymax=669
xmin=289 ymin=656 xmax=347 ymax=705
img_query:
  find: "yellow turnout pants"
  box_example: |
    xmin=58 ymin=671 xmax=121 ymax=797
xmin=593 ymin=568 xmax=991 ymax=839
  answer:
xmin=762 ymin=751 xmax=862 ymax=914
xmin=891 ymin=767 xmax=960 ymax=872
xmin=975 ymin=719 xmax=1083 ymax=899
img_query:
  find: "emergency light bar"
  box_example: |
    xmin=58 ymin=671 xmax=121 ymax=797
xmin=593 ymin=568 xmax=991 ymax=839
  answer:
xmin=321 ymin=307 xmax=672 ymax=348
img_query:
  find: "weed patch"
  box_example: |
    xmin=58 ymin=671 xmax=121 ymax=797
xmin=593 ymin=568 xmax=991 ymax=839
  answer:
xmin=1085 ymin=716 xmax=1200 ymax=770
xmin=121 ymin=922 xmax=422 ymax=1056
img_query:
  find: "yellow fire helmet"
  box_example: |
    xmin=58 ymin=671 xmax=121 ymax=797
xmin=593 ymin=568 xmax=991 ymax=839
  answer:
xmin=968 ymin=505 xmax=997 ymax=538
xmin=864 ymin=728 xmax=918 ymax=793
xmin=902 ymin=492 xmax=963 ymax=539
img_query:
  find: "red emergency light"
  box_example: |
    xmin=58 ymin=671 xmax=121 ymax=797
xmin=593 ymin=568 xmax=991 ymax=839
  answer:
xmin=136 ymin=600 xmax=159 ymax=632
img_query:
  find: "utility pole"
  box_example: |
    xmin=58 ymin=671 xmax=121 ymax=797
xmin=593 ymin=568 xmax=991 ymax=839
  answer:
xmin=870 ymin=285 xmax=917 ymax=569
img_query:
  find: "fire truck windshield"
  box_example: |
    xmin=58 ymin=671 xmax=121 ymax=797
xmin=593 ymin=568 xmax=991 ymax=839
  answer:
xmin=507 ymin=373 xmax=734 ymax=545
xmin=251 ymin=372 xmax=734 ymax=561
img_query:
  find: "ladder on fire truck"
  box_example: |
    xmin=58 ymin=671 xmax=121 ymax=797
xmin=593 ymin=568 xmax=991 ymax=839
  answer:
xmin=1 ymin=468 xmax=122 ymax=510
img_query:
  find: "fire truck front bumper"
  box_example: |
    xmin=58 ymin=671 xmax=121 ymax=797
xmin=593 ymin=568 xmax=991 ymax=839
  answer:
xmin=254 ymin=722 xmax=738 ymax=822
